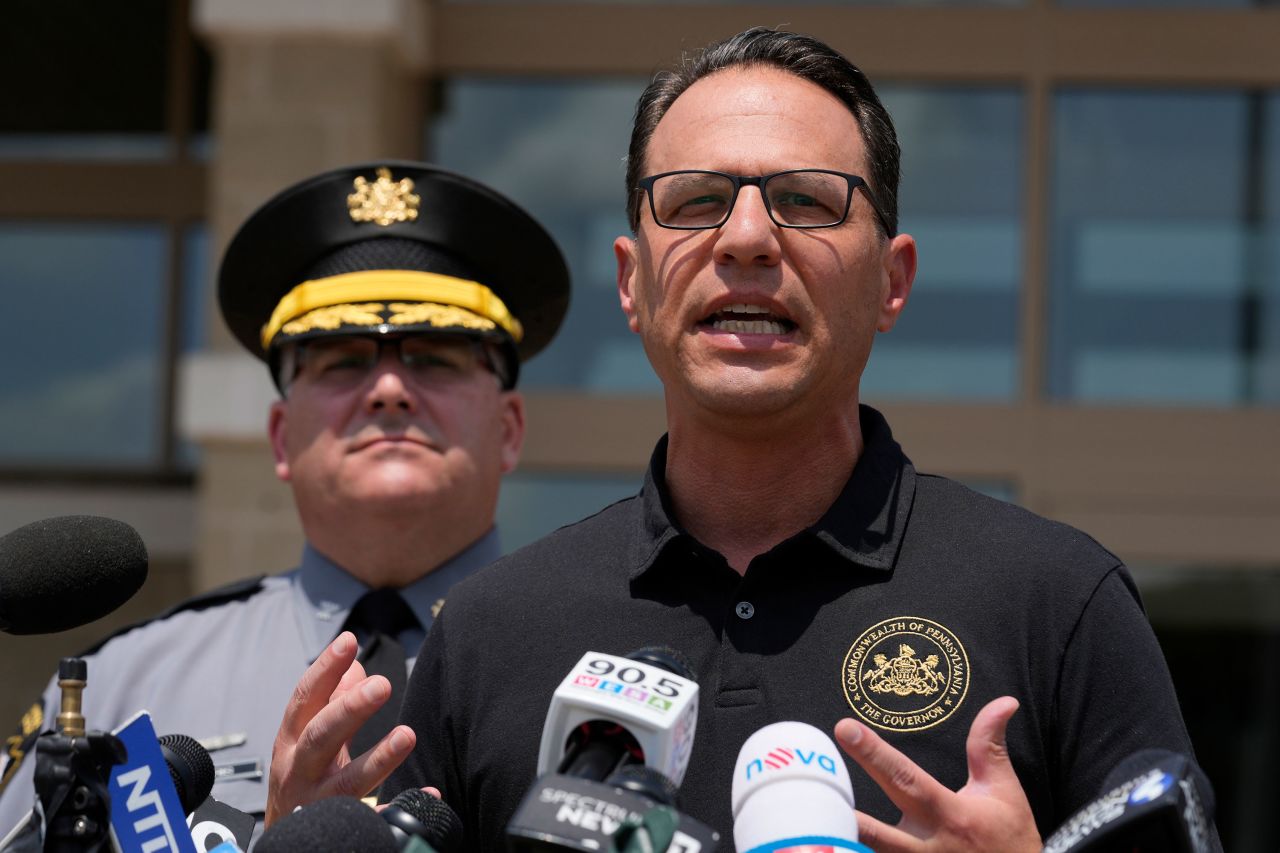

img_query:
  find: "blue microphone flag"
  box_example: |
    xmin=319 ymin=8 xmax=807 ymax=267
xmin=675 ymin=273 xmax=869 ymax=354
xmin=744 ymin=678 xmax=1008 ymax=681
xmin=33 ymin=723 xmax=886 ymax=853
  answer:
xmin=109 ymin=711 xmax=199 ymax=853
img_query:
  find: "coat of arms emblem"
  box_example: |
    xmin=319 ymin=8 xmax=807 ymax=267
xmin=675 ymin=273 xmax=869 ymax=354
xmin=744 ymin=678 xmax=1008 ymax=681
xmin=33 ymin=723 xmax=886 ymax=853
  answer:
xmin=348 ymin=167 xmax=421 ymax=226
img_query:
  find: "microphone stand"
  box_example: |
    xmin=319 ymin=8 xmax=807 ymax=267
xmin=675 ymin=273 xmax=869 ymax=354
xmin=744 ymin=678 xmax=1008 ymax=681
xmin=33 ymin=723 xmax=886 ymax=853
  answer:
xmin=31 ymin=658 xmax=126 ymax=853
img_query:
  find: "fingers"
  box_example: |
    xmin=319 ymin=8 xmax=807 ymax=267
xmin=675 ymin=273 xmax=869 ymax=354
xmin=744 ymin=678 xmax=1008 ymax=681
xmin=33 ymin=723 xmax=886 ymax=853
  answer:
xmin=964 ymin=696 xmax=1020 ymax=791
xmin=279 ymin=631 xmax=359 ymax=741
xmin=291 ymin=673 xmax=393 ymax=781
xmin=854 ymin=809 xmax=924 ymax=853
xmin=329 ymin=724 xmax=417 ymax=800
xmin=834 ymin=717 xmax=949 ymax=823
xmin=266 ymin=633 xmax=396 ymax=827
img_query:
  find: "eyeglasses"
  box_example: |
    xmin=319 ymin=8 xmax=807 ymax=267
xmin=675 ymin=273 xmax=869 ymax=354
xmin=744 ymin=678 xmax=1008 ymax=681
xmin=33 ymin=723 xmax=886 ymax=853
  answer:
xmin=278 ymin=334 xmax=503 ymax=393
xmin=636 ymin=169 xmax=892 ymax=234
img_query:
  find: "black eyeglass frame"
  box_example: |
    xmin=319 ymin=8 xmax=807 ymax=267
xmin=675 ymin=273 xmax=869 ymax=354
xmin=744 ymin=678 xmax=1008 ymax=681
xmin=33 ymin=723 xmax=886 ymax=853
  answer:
xmin=636 ymin=168 xmax=894 ymax=235
xmin=271 ymin=332 xmax=510 ymax=396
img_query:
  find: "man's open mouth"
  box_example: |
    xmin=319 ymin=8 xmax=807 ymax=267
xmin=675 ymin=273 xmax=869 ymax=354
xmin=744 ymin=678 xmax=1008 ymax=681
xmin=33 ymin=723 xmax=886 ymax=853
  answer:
xmin=701 ymin=303 xmax=796 ymax=335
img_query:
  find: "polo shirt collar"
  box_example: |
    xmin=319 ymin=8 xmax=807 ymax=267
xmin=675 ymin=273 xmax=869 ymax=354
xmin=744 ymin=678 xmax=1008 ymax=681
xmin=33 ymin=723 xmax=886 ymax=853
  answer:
xmin=629 ymin=404 xmax=915 ymax=579
xmin=291 ymin=528 xmax=503 ymax=662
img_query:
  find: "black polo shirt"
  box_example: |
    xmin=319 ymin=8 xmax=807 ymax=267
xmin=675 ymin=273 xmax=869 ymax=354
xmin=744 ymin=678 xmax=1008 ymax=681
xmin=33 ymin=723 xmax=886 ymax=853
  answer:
xmin=389 ymin=406 xmax=1200 ymax=850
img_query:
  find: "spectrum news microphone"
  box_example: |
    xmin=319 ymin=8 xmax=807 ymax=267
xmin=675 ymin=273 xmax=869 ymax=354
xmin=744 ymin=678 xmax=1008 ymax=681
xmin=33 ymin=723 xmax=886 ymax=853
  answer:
xmin=0 ymin=515 xmax=148 ymax=635
xmin=256 ymin=790 xmax=463 ymax=853
xmin=506 ymin=648 xmax=720 ymax=852
xmin=731 ymin=721 xmax=872 ymax=853
xmin=1041 ymin=749 xmax=1218 ymax=853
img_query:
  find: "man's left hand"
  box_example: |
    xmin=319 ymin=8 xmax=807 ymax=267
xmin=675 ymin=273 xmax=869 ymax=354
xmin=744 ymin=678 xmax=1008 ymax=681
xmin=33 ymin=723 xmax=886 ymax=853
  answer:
xmin=834 ymin=696 xmax=1042 ymax=853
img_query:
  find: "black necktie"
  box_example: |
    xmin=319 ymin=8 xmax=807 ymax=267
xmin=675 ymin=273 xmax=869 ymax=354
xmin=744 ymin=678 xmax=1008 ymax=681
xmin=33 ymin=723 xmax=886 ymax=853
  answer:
xmin=344 ymin=589 xmax=420 ymax=757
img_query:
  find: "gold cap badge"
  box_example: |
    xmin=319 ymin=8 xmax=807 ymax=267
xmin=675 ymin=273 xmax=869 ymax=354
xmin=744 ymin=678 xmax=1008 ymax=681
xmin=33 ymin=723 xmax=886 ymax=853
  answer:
xmin=348 ymin=167 xmax=421 ymax=227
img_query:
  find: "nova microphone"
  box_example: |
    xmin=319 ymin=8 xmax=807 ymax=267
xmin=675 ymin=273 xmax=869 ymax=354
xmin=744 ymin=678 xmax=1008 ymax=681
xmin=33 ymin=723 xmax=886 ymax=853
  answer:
xmin=731 ymin=721 xmax=872 ymax=853
xmin=507 ymin=648 xmax=719 ymax=852
xmin=1041 ymin=749 xmax=1217 ymax=853
xmin=0 ymin=515 xmax=148 ymax=634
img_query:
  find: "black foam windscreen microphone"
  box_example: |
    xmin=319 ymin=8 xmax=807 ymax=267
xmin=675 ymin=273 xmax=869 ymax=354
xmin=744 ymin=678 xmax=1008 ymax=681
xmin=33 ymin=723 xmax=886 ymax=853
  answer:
xmin=158 ymin=733 xmax=215 ymax=816
xmin=1041 ymin=749 xmax=1217 ymax=853
xmin=0 ymin=515 xmax=148 ymax=634
xmin=257 ymin=797 xmax=401 ymax=853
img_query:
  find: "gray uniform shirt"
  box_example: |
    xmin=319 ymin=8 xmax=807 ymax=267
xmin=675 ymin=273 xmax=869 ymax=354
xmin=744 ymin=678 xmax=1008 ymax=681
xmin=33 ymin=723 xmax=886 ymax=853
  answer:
xmin=0 ymin=531 xmax=500 ymax=836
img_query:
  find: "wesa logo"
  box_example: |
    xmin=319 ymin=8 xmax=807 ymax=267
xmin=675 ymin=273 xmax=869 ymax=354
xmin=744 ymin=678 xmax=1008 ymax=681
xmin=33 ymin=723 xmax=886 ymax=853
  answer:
xmin=743 ymin=746 xmax=839 ymax=781
xmin=116 ymin=765 xmax=186 ymax=852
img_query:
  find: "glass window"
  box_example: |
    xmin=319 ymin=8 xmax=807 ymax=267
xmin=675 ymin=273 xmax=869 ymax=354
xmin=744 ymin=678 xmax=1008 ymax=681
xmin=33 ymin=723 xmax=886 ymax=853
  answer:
xmin=496 ymin=472 xmax=640 ymax=552
xmin=0 ymin=0 xmax=171 ymax=159
xmin=1134 ymin=564 xmax=1280 ymax=851
xmin=1050 ymin=90 xmax=1278 ymax=405
xmin=0 ymin=223 xmax=168 ymax=467
xmin=429 ymin=78 xmax=657 ymax=392
xmin=868 ymin=86 xmax=1024 ymax=401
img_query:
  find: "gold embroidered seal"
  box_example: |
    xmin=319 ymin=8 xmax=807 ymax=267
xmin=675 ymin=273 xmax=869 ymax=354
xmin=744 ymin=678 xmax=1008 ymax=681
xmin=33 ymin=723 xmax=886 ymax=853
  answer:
xmin=348 ymin=167 xmax=421 ymax=226
xmin=842 ymin=616 xmax=969 ymax=732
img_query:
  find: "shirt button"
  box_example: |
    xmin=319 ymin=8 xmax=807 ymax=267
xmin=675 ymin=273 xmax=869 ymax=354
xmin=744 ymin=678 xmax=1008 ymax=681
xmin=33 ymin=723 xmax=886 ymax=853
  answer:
xmin=735 ymin=601 xmax=755 ymax=620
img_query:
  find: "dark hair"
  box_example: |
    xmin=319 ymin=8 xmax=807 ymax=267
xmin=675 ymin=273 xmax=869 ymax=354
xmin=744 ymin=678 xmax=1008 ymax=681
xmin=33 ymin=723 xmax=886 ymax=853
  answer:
xmin=625 ymin=27 xmax=900 ymax=236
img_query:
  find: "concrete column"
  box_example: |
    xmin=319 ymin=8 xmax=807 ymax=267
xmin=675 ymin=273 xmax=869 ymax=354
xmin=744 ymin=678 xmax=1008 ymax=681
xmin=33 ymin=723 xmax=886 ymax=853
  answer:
xmin=184 ymin=0 xmax=431 ymax=590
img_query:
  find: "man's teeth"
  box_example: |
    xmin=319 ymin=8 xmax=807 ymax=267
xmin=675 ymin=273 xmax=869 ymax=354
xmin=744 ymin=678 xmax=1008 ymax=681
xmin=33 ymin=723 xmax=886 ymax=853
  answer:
xmin=711 ymin=318 xmax=787 ymax=334
xmin=709 ymin=303 xmax=789 ymax=334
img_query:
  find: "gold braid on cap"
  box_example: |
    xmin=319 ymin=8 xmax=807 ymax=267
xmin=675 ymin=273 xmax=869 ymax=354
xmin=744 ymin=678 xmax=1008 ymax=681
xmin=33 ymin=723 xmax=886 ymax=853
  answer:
xmin=261 ymin=269 xmax=523 ymax=349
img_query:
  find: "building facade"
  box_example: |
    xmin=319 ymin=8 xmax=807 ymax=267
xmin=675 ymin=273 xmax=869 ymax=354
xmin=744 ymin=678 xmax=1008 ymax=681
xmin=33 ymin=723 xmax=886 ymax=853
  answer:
xmin=0 ymin=0 xmax=1277 ymax=846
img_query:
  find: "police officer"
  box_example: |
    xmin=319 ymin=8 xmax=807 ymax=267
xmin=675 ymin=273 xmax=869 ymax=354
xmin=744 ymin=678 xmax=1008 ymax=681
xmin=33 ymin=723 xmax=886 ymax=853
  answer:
xmin=0 ymin=161 xmax=569 ymax=835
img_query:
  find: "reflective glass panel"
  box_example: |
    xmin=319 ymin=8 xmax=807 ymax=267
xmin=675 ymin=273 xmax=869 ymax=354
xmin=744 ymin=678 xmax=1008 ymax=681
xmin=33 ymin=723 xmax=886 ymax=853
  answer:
xmin=1134 ymin=564 xmax=1280 ymax=851
xmin=0 ymin=0 xmax=169 ymax=134
xmin=429 ymin=78 xmax=656 ymax=392
xmin=866 ymin=86 xmax=1024 ymax=401
xmin=1050 ymin=90 xmax=1279 ymax=404
xmin=177 ymin=224 xmax=212 ymax=470
xmin=496 ymin=472 xmax=640 ymax=552
xmin=0 ymin=224 xmax=168 ymax=467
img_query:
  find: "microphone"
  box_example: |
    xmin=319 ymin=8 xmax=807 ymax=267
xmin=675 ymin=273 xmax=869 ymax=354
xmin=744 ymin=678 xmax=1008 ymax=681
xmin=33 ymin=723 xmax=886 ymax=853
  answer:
xmin=535 ymin=647 xmax=700 ymax=785
xmin=158 ymin=734 xmax=215 ymax=816
xmin=108 ymin=712 xmax=199 ymax=853
xmin=157 ymin=735 xmax=256 ymax=853
xmin=1041 ymin=749 xmax=1216 ymax=853
xmin=382 ymin=788 xmax=463 ymax=852
xmin=257 ymin=797 xmax=401 ymax=853
xmin=0 ymin=515 xmax=148 ymax=634
xmin=731 ymin=721 xmax=872 ymax=853
xmin=258 ymin=793 xmax=457 ymax=853
xmin=507 ymin=648 xmax=720 ymax=852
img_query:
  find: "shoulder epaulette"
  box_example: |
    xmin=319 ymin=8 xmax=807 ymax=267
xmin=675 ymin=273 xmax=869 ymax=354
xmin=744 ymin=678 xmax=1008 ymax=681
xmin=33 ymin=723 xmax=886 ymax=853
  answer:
xmin=77 ymin=575 xmax=268 ymax=658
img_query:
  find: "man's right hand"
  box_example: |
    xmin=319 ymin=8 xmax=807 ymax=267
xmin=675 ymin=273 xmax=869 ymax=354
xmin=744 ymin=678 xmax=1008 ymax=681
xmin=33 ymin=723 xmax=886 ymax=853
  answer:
xmin=265 ymin=631 xmax=417 ymax=826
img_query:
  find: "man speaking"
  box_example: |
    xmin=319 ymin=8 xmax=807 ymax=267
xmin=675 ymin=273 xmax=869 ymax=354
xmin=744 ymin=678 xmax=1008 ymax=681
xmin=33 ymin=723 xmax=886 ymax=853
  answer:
xmin=268 ymin=31 xmax=1212 ymax=853
xmin=0 ymin=161 xmax=568 ymax=833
